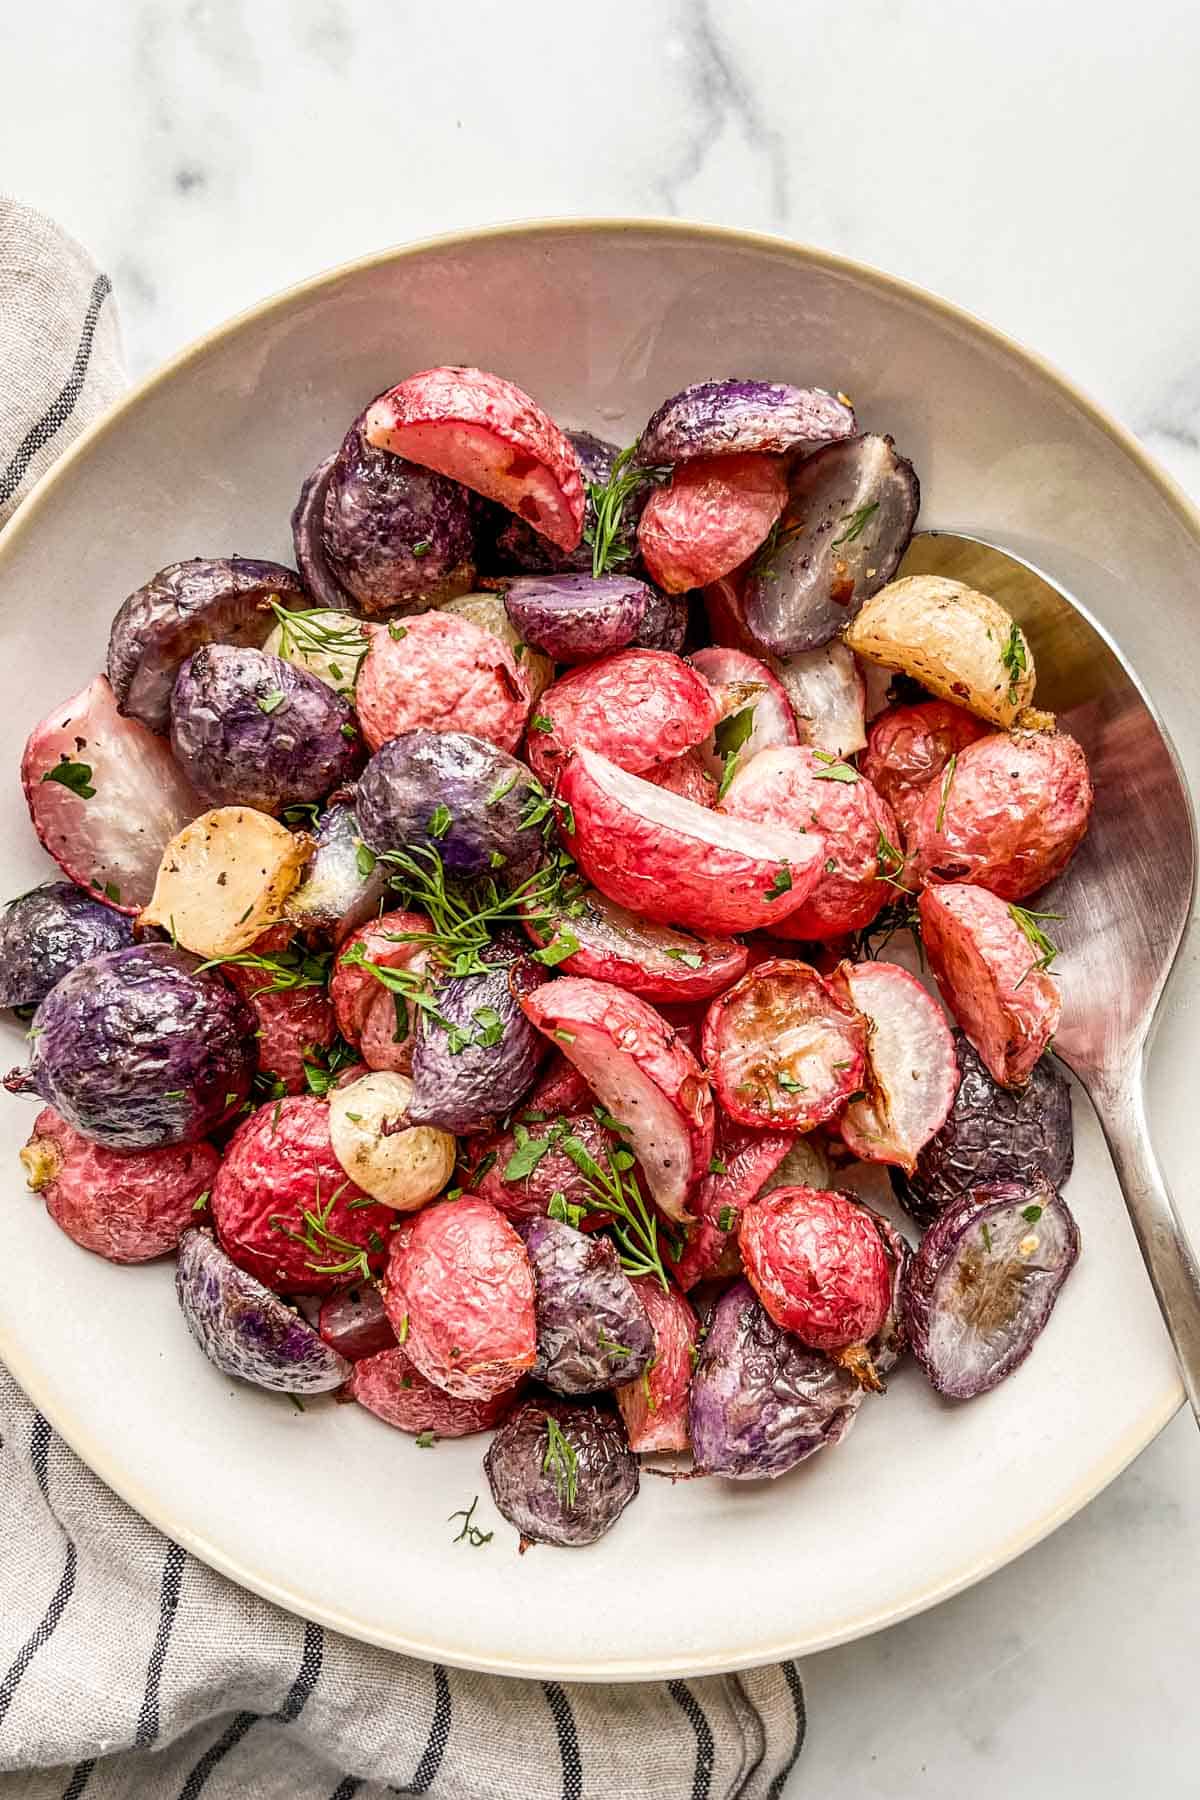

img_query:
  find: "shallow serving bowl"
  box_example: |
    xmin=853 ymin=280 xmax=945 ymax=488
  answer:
xmin=0 ymin=220 xmax=1196 ymax=1680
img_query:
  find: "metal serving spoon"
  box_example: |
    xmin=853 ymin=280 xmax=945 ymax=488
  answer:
xmin=900 ymin=531 xmax=1200 ymax=1421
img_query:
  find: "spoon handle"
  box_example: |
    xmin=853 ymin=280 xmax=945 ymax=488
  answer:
xmin=1097 ymin=1070 xmax=1200 ymax=1425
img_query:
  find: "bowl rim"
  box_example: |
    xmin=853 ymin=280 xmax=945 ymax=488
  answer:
xmin=0 ymin=215 xmax=1187 ymax=1678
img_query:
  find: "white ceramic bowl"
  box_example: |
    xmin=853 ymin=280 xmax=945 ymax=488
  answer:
xmin=0 ymin=221 xmax=1194 ymax=1680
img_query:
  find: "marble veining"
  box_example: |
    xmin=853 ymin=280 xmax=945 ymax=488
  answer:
xmin=2 ymin=2 xmax=1200 ymax=1793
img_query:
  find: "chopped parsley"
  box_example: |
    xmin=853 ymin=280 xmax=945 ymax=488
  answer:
xmin=40 ymin=756 xmax=95 ymax=799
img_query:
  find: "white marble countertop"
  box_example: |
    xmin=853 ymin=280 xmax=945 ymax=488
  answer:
xmin=3 ymin=0 xmax=1200 ymax=1791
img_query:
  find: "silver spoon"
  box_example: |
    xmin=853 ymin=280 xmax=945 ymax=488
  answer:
xmin=900 ymin=530 xmax=1200 ymax=1421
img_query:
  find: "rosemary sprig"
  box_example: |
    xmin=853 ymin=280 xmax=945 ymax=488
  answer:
xmin=1009 ymin=903 xmax=1063 ymax=988
xmin=195 ymin=942 xmax=332 ymax=994
xmin=583 ymin=444 xmax=671 ymax=577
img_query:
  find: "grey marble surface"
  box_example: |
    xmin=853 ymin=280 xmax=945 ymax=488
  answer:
xmin=3 ymin=1 xmax=1200 ymax=1791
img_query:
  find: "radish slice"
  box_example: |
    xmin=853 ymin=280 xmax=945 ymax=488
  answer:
xmin=830 ymin=961 xmax=960 ymax=1171
xmin=22 ymin=676 xmax=205 ymax=913
xmin=524 ymin=884 xmax=748 ymax=1002
xmin=520 ymin=976 xmax=714 ymax=1222
xmin=702 ymin=957 xmax=868 ymax=1131
xmin=772 ymin=643 xmax=867 ymax=757
xmin=666 ymin=1118 xmax=796 ymax=1291
xmin=614 ymin=1275 xmax=699 ymax=1453
xmin=637 ymin=454 xmax=788 ymax=594
xmin=918 ymin=884 xmax=1061 ymax=1088
xmin=364 ymin=367 xmax=585 ymax=551
xmin=558 ymin=747 xmax=826 ymax=937
xmin=690 ymin=646 xmax=799 ymax=789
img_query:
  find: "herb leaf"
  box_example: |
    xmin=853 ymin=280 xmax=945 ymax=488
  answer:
xmin=811 ymin=749 xmax=859 ymax=784
xmin=41 ymin=757 xmax=95 ymax=799
xmin=448 ymin=1494 xmax=493 ymax=1546
xmin=1000 ymin=621 xmax=1028 ymax=702
xmin=764 ymin=862 xmax=792 ymax=900
xmin=584 ymin=444 xmax=671 ymax=577
xmin=1008 ymin=903 xmax=1063 ymax=987
xmin=542 ymin=1415 xmax=579 ymax=1508
xmin=714 ymin=704 xmax=757 ymax=800
xmin=935 ymin=753 xmax=957 ymax=832
xmin=831 ymin=500 xmax=879 ymax=547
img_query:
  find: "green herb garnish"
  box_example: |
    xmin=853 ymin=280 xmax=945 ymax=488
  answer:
xmin=1000 ymin=621 xmax=1028 ymax=703
xmin=764 ymin=862 xmax=793 ymax=900
xmin=831 ymin=501 xmax=879 ymax=547
xmin=664 ymin=947 xmax=703 ymax=969
xmin=415 ymin=1430 xmax=438 ymax=1448
xmin=935 ymin=753 xmax=957 ymax=832
xmin=448 ymin=1494 xmax=493 ymax=1546
xmin=716 ymin=1204 xmax=737 ymax=1232
xmin=1008 ymin=904 xmax=1063 ymax=988
xmin=427 ymin=804 xmax=453 ymax=840
xmin=714 ymin=704 xmax=757 ymax=800
xmin=267 ymin=602 xmax=368 ymax=675
xmin=583 ymin=444 xmax=672 ymax=577
xmin=41 ymin=757 xmax=95 ymax=799
xmin=1021 ymin=1204 xmax=1044 ymax=1224
xmin=811 ymin=750 xmax=859 ymax=783
xmin=542 ymin=1415 xmax=579 ymax=1507
xmin=256 ymin=689 xmax=286 ymax=715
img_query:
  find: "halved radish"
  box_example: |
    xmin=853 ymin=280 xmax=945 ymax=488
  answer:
xmin=637 ymin=453 xmax=789 ymax=594
xmin=525 ymin=883 xmax=747 ymax=1002
xmin=364 ymin=367 xmax=584 ymax=551
xmin=22 ymin=676 xmax=205 ymax=913
xmin=558 ymin=747 xmax=826 ymax=936
xmin=520 ymin=976 xmax=714 ymax=1222
xmin=527 ymin=649 xmax=718 ymax=785
xmin=860 ymin=700 xmax=989 ymax=841
xmin=918 ymin=883 xmax=1061 ymax=1087
xmin=666 ymin=1117 xmax=796 ymax=1291
xmin=703 ymin=572 xmax=758 ymax=653
xmin=690 ymin=646 xmax=799 ymax=791
xmin=772 ymin=643 xmax=867 ymax=758
xmin=332 ymin=910 xmax=434 ymax=1074
xmin=702 ymin=957 xmax=868 ymax=1131
xmin=829 ymin=961 xmax=959 ymax=1171
xmin=140 ymin=809 xmax=311 ymax=958
xmin=642 ymin=751 xmax=717 ymax=808
xmin=614 ymin=1275 xmax=699 ymax=1453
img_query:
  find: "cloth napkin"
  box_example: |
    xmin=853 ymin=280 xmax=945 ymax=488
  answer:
xmin=0 ymin=197 xmax=808 ymax=1800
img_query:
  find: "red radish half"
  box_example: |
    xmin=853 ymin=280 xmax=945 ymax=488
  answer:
xmin=524 ymin=884 xmax=747 ymax=1002
xmin=666 ymin=1117 xmax=796 ymax=1290
xmin=615 ymin=1276 xmax=698 ymax=1453
xmin=702 ymin=957 xmax=868 ymax=1131
xmin=918 ymin=883 xmax=1061 ymax=1086
xmin=520 ymin=976 xmax=714 ymax=1222
xmin=689 ymin=646 xmax=799 ymax=788
xmin=830 ymin=961 xmax=959 ymax=1171
xmin=637 ymin=453 xmax=788 ymax=593
xmin=364 ymin=367 xmax=585 ymax=551
xmin=21 ymin=675 xmax=205 ymax=913
xmin=772 ymin=643 xmax=867 ymax=758
xmin=527 ymin=649 xmax=718 ymax=784
xmin=558 ymin=748 xmax=826 ymax=936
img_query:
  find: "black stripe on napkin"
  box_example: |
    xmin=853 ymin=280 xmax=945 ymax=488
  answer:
xmin=667 ymin=1680 xmax=715 ymax=1800
xmin=0 ymin=273 xmax=112 ymax=508
xmin=542 ymin=1681 xmax=583 ymax=1800
xmin=328 ymin=1779 xmax=363 ymax=1800
xmin=407 ymin=1663 xmax=450 ymax=1793
xmin=177 ymin=1710 xmax=259 ymax=1800
xmin=766 ymin=1663 xmax=807 ymax=1799
xmin=134 ymin=1541 xmax=186 ymax=1746
xmin=176 ymin=1620 xmax=325 ymax=1796
xmin=60 ymin=1759 xmax=95 ymax=1798
xmin=0 ymin=1415 xmax=77 ymax=1728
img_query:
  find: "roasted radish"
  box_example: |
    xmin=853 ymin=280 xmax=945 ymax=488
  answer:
xmin=830 ymin=961 xmax=959 ymax=1171
xmin=918 ymin=883 xmax=1061 ymax=1087
xmin=702 ymin=957 xmax=868 ymax=1132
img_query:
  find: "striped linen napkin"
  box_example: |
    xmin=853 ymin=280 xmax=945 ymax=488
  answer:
xmin=0 ymin=196 xmax=807 ymax=1800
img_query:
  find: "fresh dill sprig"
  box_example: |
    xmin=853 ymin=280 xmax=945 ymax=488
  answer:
xmin=875 ymin=827 xmax=911 ymax=892
xmin=375 ymin=844 xmax=577 ymax=977
xmin=542 ymin=1415 xmax=579 ymax=1509
xmin=1008 ymin=903 xmax=1063 ymax=988
xmin=195 ymin=942 xmax=332 ymax=994
xmin=269 ymin=1176 xmax=377 ymax=1283
xmin=1000 ymin=622 xmax=1028 ymax=703
xmin=583 ymin=444 xmax=671 ymax=577
xmin=266 ymin=602 xmax=370 ymax=686
xmin=448 ymin=1495 xmax=493 ymax=1547
xmin=831 ymin=500 xmax=879 ymax=547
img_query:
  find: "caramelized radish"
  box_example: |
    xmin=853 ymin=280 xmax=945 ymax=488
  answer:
xmin=918 ymin=883 xmax=1061 ymax=1087
xmin=830 ymin=961 xmax=959 ymax=1171
xmin=702 ymin=957 xmax=868 ymax=1131
xmin=637 ymin=453 xmax=788 ymax=593
xmin=524 ymin=884 xmax=747 ymax=1002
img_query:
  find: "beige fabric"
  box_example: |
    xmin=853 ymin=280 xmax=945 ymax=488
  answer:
xmin=0 ymin=198 xmax=806 ymax=1798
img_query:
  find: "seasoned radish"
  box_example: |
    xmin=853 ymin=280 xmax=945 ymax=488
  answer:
xmin=22 ymin=676 xmax=205 ymax=913
xmin=740 ymin=1186 xmax=892 ymax=1381
xmin=637 ymin=453 xmax=788 ymax=593
xmin=502 ymin=572 xmax=650 ymax=664
xmin=689 ymin=646 xmax=798 ymax=790
xmin=355 ymin=610 xmax=530 ymax=755
xmin=772 ymin=643 xmax=867 ymax=758
xmin=439 ymin=591 xmax=554 ymax=704
xmin=906 ymin=728 xmax=1094 ymax=900
xmin=845 ymin=575 xmax=1036 ymax=726
xmin=614 ymin=1276 xmax=699 ymax=1453
xmin=139 ymin=808 xmax=310 ymax=958
xmin=918 ymin=883 xmax=1061 ymax=1087
xmin=666 ymin=1118 xmax=796 ymax=1291
xmin=638 ymin=379 xmax=855 ymax=464
xmin=527 ymin=650 xmax=719 ymax=784
xmin=642 ymin=751 xmax=717 ymax=808
xmin=331 ymin=910 xmax=433 ymax=1071
xmin=719 ymin=746 xmax=899 ymax=940
xmin=830 ymin=961 xmax=959 ymax=1171
xmin=329 ymin=1071 xmax=455 ymax=1210
xmin=861 ymin=700 xmax=988 ymax=839
xmin=558 ymin=748 xmax=826 ymax=937
xmin=520 ymin=976 xmax=714 ymax=1222
xmin=740 ymin=435 xmax=919 ymax=654
xmin=702 ymin=958 xmax=868 ymax=1131
xmin=524 ymin=883 xmax=748 ymax=1003
xmin=364 ymin=366 xmax=585 ymax=551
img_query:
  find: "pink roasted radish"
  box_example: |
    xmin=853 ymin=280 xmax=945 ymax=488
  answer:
xmin=332 ymin=910 xmax=433 ymax=1074
xmin=918 ymin=883 xmax=1061 ymax=1087
xmin=720 ymin=745 xmax=900 ymax=940
xmin=21 ymin=675 xmax=204 ymax=913
xmin=702 ymin=958 xmax=868 ymax=1132
xmin=861 ymin=700 xmax=988 ymax=840
xmin=689 ymin=646 xmax=799 ymax=788
xmin=527 ymin=650 xmax=718 ymax=785
xmin=524 ymin=883 xmax=748 ymax=1002
xmin=643 ymin=751 xmax=717 ymax=808
xmin=829 ymin=961 xmax=959 ymax=1171
xmin=364 ymin=366 xmax=585 ymax=552
xmin=614 ymin=1276 xmax=699 ymax=1452
xmin=558 ymin=747 xmax=826 ymax=937
xmin=637 ymin=453 xmax=788 ymax=593
xmin=772 ymin=643 xmax=867 ymax=758
xmin=520 ymin=976 xmax=714 ymax=1222
xmin=666 ymin=1116 xmax=796 ymax=1290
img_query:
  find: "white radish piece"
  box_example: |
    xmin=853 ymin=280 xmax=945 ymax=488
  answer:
xmin=21 ymin=676 xmax=205 ymax=913
xmin=772 ymin=643 xmax=867 ymax=756
xmin=140 ymin=808 xmax=310 ymax=957
xmin=689 ymin=646 xmax=799 ymax=790
xmin=557 ymin=748 xmax=826 ymax=937
xmin=329 ymin=1072 xmax=455 ymax=1210
xmin=830 ymin=961 xmax=960 ymax=1171
xmin=521 ymin=976 xmax=714 ymax=1222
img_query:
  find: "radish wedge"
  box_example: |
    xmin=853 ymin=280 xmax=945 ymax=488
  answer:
xmin=364 ymin=367 xmax=584 ymax=552
xmin=690 ymin=646 xmax=799 ymax=789
xmin=772 ymin=643 xmax=867 ymax=758
xmin=830 ymin=961 xmax=959 ymax=1171
xmin=614 ymin=1275 xmax=699 ymax=1453
xmin=637 ymin=453 xmax=788 ymax=594
xmin=558 ymin=747 xmax=825 ymax=936
xmin=525 ymin=884 xmax=747 ymax=1002
xmin=702 ymin=957 xmax=868 ymax=1131
xmin=918 ymin=883 xmax=1061 ymax=1087
xmin=520 ymin=976 xmax=714 ymax=1222
xmin=22 ymin=676 xmax=205 ymax=913
xmin=667 ymin=1118 xmax=796 ymax=1290
xmin=140 ymin=808 xmax=310 ymax=957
